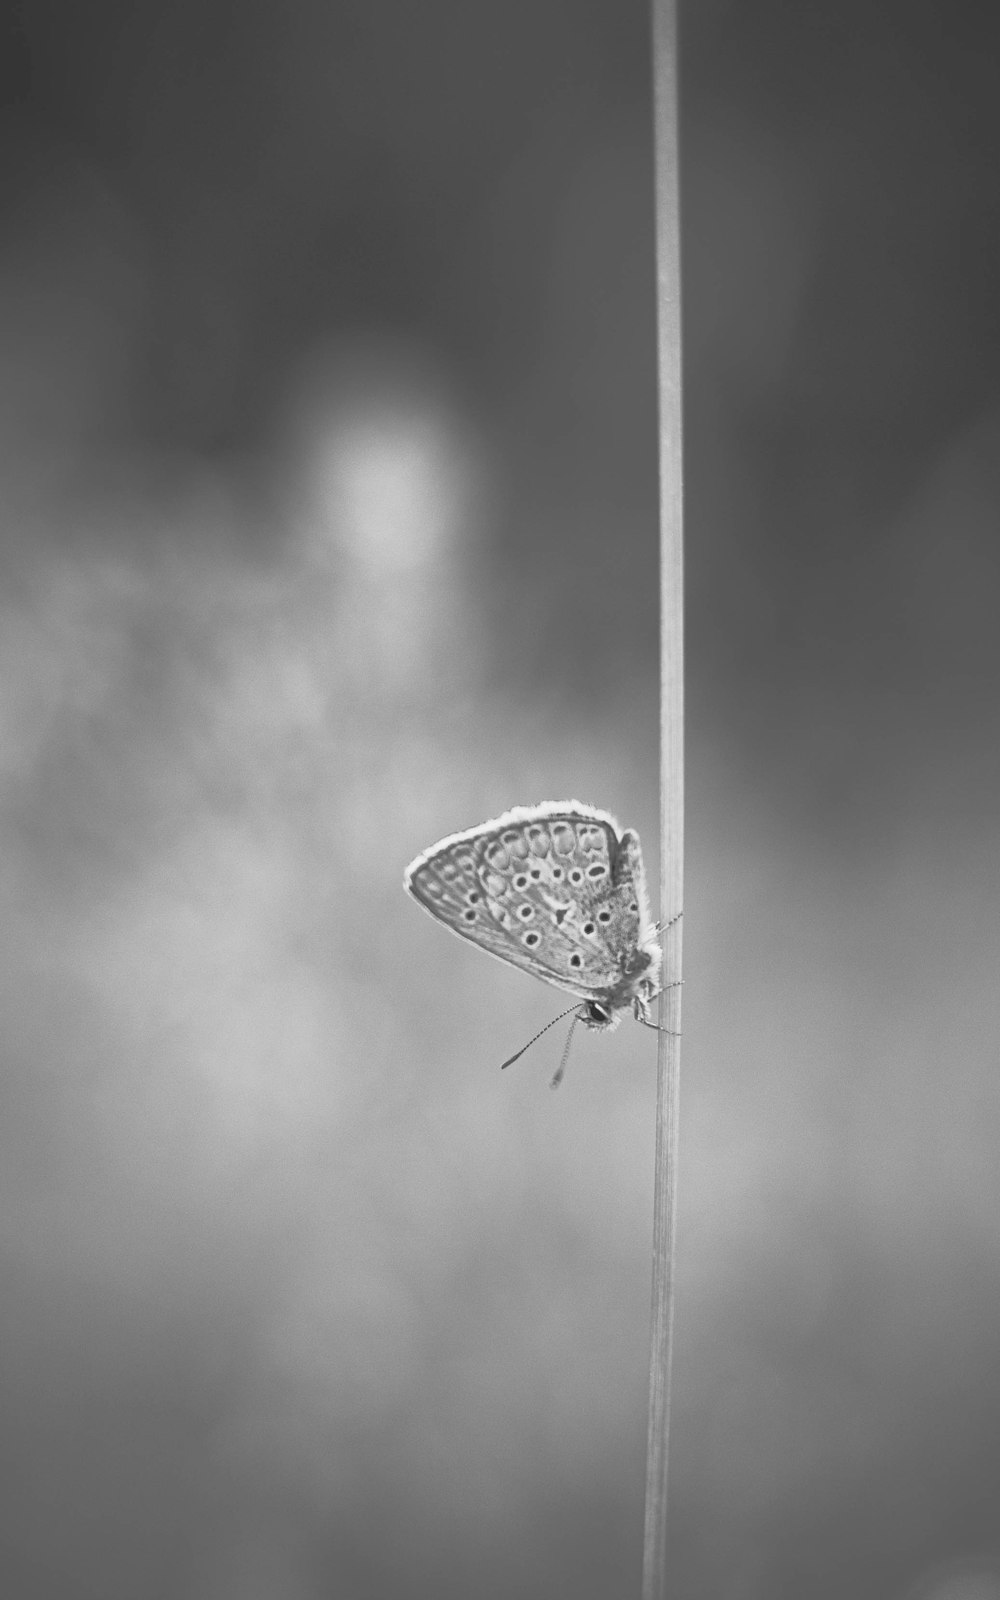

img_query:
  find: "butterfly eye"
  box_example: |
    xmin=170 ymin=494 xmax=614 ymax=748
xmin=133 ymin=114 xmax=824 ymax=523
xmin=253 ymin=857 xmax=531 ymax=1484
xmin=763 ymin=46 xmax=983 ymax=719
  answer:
xmin=585 ymin=1001 xmax=612 ymax=1024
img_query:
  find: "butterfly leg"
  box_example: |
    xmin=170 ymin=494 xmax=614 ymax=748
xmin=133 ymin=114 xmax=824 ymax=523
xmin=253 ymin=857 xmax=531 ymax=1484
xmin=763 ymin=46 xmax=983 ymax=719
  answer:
xmin=635 ymin=981 xmax=682 ymax=1036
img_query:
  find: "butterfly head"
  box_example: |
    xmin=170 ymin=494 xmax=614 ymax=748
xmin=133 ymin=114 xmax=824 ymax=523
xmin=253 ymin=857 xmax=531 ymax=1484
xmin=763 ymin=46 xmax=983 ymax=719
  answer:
xmin=578 ymin=998 xmax=620 ymax=1032
xmin=585 ymin=938 xmax=662 ymax=1031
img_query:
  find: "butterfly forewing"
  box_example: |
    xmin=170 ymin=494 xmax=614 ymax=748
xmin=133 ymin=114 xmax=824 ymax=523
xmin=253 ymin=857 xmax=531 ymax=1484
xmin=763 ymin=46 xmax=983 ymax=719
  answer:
xmin=404 ymin=802 xmax=656 ymax=1005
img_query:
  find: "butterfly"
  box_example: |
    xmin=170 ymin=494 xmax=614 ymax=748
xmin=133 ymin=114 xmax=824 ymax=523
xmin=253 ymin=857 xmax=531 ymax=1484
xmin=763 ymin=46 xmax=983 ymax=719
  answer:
xmin=404 ymin=801 xmax=666 ymax=1083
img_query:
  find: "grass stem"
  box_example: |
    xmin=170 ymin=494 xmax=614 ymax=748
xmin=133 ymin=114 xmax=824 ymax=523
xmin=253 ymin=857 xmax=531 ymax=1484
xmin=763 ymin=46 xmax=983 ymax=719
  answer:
xmin=642 ymin=0 xmax=684 ymax=1594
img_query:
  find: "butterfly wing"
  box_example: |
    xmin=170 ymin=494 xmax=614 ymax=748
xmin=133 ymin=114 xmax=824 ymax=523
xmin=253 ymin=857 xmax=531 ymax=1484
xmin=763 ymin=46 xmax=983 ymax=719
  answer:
xmin=405 ymin=802 xmax=654 ymax=1004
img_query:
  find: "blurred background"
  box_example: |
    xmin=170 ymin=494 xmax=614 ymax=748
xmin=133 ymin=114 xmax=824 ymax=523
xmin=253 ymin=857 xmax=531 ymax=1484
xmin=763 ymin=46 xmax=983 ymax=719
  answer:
xmin=2 ymin=1 xmax=999 ymax=1596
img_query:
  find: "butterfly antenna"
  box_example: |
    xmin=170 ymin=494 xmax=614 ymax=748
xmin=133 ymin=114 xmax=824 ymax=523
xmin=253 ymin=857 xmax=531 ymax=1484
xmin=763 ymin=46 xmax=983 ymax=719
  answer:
xmin=500 ymin=1004 xmax=581 ymax=1072
xmin=550 ymin=1013 xmax=579 ymax=1090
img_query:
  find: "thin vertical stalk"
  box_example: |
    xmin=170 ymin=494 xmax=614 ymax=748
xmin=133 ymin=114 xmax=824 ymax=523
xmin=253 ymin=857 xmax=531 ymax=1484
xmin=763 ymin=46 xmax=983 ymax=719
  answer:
xmin=643 ymin=0 xmax=684 ymax=1596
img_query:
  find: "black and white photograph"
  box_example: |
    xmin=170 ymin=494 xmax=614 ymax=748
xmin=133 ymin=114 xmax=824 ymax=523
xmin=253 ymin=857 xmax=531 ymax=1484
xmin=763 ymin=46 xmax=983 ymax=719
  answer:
xmin=2 ymin=2 xmax=999 ymax=1596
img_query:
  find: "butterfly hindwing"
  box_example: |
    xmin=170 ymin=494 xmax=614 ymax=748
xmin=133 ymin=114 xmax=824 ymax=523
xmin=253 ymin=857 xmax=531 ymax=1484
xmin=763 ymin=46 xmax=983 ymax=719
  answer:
xmin=405 ymin=802 xmax=651 ymax=1002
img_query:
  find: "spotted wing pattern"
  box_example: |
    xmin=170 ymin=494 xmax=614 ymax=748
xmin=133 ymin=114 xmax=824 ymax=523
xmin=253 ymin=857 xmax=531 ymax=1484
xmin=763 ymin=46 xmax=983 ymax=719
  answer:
xmin=404 ymin=801 xmax=658 ymax=1006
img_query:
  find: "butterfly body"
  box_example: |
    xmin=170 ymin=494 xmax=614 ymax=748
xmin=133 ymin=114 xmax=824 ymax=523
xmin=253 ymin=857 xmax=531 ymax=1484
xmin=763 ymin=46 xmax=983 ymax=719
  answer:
xmin=404 ymin=801 xmax=662 ymax=1031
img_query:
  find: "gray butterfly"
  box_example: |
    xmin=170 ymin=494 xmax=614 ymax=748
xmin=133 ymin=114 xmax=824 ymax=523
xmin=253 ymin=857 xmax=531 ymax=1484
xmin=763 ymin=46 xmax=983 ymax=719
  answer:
xmin=404 ymin=801 xmax=664 ymax=1080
